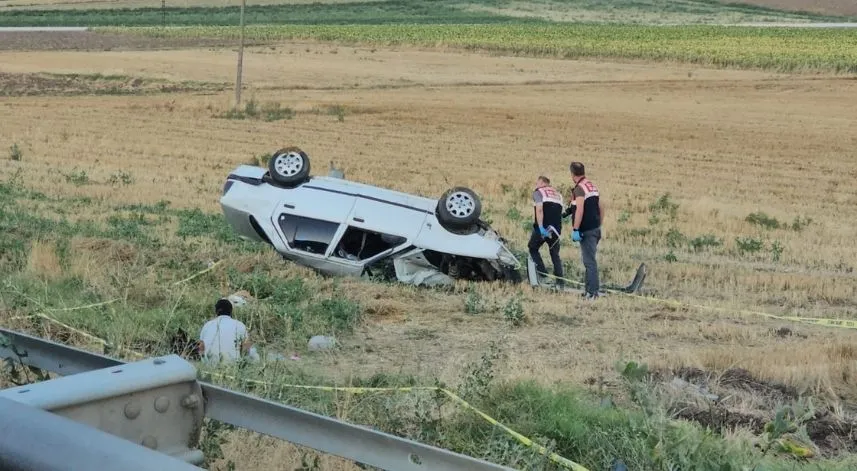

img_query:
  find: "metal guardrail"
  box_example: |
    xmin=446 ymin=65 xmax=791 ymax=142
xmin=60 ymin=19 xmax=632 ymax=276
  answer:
xmin=0 ymin=396 xmax=203 ymax=471
xmin=0 ymin=328 xmax=515 ymax=471
xmin=0 ymin=351 xmax=207 ymax=465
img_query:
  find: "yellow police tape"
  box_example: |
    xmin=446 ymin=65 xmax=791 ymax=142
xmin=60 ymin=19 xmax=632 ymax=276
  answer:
xmin=540 ymin=272 xmax=857 ymax=330
xmin=173 ymin=259 xmax=224 ymax=286
xmin=47 ymin=298 xmax=120 ymax=312
xmin=203 ymin=371 xmax=591 ymax=471
xmin=2 ymin=261 xmax=225 ymax=355
xmin=6 ymin=312 xmax=148 ymax=359
xmin=3 ymin=311 xmax=590 ymax=471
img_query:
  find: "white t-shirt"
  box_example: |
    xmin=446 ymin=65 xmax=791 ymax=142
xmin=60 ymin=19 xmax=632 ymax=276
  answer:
xmin=199 ymin=315 xmax=248 ymax=365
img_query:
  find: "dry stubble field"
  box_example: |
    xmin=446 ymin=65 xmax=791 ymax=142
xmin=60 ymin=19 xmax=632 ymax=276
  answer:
xmin=2 ymin=31 xmax=857 ymax=468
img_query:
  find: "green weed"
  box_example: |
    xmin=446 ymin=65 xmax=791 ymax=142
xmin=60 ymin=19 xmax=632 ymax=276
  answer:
xmin=260 ymin=102 xmax=295 ymax=121
xmin=758 ymin=398 xmax=818 ymax=459
xmin=63 ymin=168 xmax=90 ymax=186
xmin=503 ymin=292 xmax=525 ymax=326
xmin=627 ymin=228 xmax=651 ymax=238
xmin=464 ymin=282 xmax=484 ymax=314
xmin=310 ymin=104 xmax=348 ymax=122
xmin=506 ymin=206 xmax=522 ymax=222
xmin=198 ymin=418 xmax=236 ymax=469
xmin=109 ymin=171 xmax=134 ymax=186
xmin=689 ymin=233 xmax=722 ymax=252
xmin=105 ymin=212 xmax=161 ymax=248
xmin=458 ymin=340 xmax=501 ymax=402
xmin=736 ymin=236 xmax=764 ymax=255
xmin=216 ymin=99 xmax=293 ymax=122
xmin=790 ymin=216 xmax=812 ymax=232
xmin=746 ymin=211 xmax=781 ymax=230
xmin=115 ymin=200 xmax=171 ymax=214
xmin=9 ymin=143 xmax=22 ymax=161
xmin=649 ymin=193 xmax=679 ymax=222
xmin=308 ymin=295 xmax=363 ymax=334
xmin=665 ymin=228 xmax=685 ymax=248
xmin=770 ymin=240 xmax=784 ymax=262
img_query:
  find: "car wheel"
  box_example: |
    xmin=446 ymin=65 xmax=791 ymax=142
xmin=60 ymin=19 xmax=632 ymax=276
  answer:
xmin=436 ymin=187 xmax=481 ymax=231
xmin=268 ymin=146 xmax=311 ymax=187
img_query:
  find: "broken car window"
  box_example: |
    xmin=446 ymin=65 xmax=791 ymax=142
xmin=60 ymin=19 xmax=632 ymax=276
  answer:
xmin=277 ymin=214 xmax=340 ymax=255
xmin=333 ymin=226 xmax=406 ymax=261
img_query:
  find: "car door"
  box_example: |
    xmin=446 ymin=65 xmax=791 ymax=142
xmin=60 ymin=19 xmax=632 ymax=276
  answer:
xmin=269 ymin=185 xmax=357 ymax=275
xmin=348 ymin=191 xmax=428 ymax=242
xmin=321 ymin=193 xmax=426 ymax=275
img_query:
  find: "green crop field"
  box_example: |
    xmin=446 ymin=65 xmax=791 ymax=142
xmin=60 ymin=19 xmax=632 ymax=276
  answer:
xmin=103 ymin=24 xmax=857 ymax=74
xmin=1 ymin=0 xmax=854 ymax=25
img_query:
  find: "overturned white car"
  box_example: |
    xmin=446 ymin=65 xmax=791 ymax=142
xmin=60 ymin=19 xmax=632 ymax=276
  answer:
xmin=220 ymin=146 xmax=523 ymax=286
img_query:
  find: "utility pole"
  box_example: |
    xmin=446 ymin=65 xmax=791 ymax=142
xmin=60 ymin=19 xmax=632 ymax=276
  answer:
xmin=234 ymin=0 xmax=246 ymax=109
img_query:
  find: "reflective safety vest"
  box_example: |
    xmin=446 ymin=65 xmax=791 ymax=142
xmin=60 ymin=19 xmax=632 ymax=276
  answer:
xmin=573 ymin=177 xmax=601 ymax=232
xmin=533 ymin=185 xmax=564 ymax=231
xmin=535 ymin=185 xmax=564 ymax=206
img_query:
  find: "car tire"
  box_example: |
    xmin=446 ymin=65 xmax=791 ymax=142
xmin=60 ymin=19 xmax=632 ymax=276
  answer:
xmin=436 ymin=186 xmax=481 ymax=231
xmin=268 ymin=146 xmax=311 ymax=187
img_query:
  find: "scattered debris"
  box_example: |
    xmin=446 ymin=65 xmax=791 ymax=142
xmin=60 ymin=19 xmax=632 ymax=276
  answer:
xmin=668 ymin=376 xmax=719 ymax=402
xmin=771 ymin=326 xmax=807 ymax=339
xmin=265 ymin=352 xmax=287 ymax=362
xmin=308 ymin=335 xmax=336 ymax=351
xmin=611 ymin=459 xmax=628 ymax=471
xmin=227 ymin=290 xmax=254 ymax=307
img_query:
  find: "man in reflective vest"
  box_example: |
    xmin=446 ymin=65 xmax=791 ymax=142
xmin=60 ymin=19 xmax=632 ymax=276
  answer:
xmin=529 ymin=175 xmax=565 ymax=288
xmin=566 ymin=161 xmax=604 ymax=299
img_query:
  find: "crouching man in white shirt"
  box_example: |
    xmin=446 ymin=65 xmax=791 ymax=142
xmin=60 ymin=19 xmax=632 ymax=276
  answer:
xmin=199 ymin=298 xmax=260 ymax=365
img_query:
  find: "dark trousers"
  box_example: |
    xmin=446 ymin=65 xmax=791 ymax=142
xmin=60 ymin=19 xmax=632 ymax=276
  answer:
xmin=528 ymin=227 xmax=563 ymax=286
xmin=580 ymin=227 xmax=601 ymax=295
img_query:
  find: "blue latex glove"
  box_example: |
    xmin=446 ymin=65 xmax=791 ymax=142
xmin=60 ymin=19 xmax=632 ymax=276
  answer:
xmin=571 ymin=230 xmax=581 ymax=242
xmin=539 ymin=226 xmax=549 ymax=238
